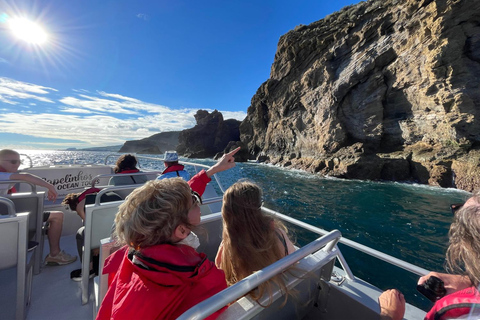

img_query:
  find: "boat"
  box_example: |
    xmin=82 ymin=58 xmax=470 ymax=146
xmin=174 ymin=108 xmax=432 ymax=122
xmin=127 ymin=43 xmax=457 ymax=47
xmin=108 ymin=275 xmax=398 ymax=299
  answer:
xmin=0 ymin=154 xmax=428 ymax=319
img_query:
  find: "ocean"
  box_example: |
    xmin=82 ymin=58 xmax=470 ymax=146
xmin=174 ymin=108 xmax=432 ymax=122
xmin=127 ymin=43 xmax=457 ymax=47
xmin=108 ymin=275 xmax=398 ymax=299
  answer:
xmin=18 ymin=149 xmax=470 ymax=311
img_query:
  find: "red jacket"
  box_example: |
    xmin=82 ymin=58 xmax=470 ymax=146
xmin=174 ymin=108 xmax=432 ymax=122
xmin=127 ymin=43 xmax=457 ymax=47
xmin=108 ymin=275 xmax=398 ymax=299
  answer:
xmin=97 ymin=244 xmax=227 ymax=320
xmin=188 ymin=169 xmax=211 ymax=196
xmin=425 ymin=286 xmax=480 ymax=320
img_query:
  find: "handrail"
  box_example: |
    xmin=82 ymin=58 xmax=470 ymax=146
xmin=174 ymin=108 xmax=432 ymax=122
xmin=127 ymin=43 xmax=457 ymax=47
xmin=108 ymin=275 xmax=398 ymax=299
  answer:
xmin=177 ymin=230 xmax=343 ymax=320
xmin=0 ymin=197 xmax=16 ymax=216
xmin=92 ymin=185 xmax=140 ymax=205
xmin=102 ymin=154 xmax=227 ymax=193
xmin=19 ymin=154 xmax=33 ymax=168
xmin=90 ymin=171 xmax=163 ymax=188
xmin=262 ymin=207 xmax=430 ymax=277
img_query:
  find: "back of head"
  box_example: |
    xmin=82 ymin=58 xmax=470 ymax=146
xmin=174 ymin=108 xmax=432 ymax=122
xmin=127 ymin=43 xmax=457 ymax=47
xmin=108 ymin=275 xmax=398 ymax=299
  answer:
xmin=115 ymin=178 xmax=192 ymax=249
xmin=164 ymin=151 xmax=179 ymax=165
xmin=447 ymin=194 xmax=480 ymax=287
xmin=62 ymin=192 xmax=82 ymax=211
xmin=221 ymin=180 xmax=287 ymax=302
xmin=114 ymin=154 xmax=138 ymax=173
xmin=0 ymin=149 xmax=19 ymax=159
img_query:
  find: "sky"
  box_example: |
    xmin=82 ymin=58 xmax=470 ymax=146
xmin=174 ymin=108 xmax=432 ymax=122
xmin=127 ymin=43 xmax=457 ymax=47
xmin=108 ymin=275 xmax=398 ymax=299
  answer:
xmin=0 ymin=0 xmax=358 ymax=150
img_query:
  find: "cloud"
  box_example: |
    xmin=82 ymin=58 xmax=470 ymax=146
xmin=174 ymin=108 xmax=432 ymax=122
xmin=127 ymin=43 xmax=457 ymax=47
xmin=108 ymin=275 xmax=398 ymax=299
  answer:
xmin=0 ymin=77 xmax=247 ymax=147
xmin=0 ymin=77 xmax=56 ymax=104
xmin=0 ymin=57 xmax=9 ymax=64
xmin=136 ymin=13 xmax=149 ymax=21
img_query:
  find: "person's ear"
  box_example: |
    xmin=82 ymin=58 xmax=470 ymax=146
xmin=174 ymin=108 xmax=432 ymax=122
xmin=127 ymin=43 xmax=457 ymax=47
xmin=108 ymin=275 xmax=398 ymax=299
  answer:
xmin=174 ymin=224 xmax=188 ymax=240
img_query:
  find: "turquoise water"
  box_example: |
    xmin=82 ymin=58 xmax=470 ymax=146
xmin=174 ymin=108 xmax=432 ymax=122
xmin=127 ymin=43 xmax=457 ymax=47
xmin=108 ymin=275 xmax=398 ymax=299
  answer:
xmin=19 ymin=150 xmax=470 ymax=311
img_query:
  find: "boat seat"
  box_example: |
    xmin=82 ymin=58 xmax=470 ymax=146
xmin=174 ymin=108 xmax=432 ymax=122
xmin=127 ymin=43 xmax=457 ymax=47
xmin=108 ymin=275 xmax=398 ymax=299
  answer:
xmin=0 ymin=181 xmax=46 ymax=275
xmin=0 ymin=197 xmax=33 ymax=320
xmin=81 ymin=188 xmax=126 ymax=305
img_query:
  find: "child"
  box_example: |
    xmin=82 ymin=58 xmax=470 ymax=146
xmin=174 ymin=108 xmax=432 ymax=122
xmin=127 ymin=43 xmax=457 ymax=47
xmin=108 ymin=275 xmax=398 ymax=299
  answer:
xmin=215 ymin=180 xmax=295 ymax=304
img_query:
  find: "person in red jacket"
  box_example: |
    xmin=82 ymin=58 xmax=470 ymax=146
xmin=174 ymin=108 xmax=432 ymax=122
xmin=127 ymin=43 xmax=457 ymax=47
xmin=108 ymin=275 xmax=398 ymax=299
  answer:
xmin=97 ymin=148 xmax=239 ymax=320
xmin=379 ymin=194 xmax=480 ymax=320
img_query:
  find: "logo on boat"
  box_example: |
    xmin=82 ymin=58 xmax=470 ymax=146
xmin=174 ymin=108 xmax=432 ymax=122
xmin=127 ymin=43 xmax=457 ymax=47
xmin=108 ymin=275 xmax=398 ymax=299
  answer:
xmin=43 ymin=171 xmax=94 ymax=190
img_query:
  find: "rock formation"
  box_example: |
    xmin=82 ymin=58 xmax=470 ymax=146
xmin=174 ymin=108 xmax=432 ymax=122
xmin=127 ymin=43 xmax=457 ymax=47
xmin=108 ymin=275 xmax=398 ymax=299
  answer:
xmin=177 ymin=110 xmax=241 ymax=158
xmin=119 ymin=131 xmax=180 ymax=154
xmin=240 ymin=0 xmax=480 ymax=192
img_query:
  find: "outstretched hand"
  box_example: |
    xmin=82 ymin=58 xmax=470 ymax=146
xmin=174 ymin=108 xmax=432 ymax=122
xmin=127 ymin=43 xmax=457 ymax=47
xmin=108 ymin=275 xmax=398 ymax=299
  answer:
xmin=206 ymin=147 xmax=240 ymax=178
xmin=418 ymin=272 xmax=472 ymax=295
xmin=378 ymin=289 xmax=405 ymax=320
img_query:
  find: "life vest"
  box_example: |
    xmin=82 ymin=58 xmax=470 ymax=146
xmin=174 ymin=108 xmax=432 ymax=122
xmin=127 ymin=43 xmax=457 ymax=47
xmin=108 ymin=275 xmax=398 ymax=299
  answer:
xmin=425 ymin=286 xmax=480 ymax=320
xmin=0 ymin=165 xmax=16 ymax=193
xmin=77 ymin=188 xmax=102 ymax=203
xmin=161 ymin=164 xmax=186 ymax=176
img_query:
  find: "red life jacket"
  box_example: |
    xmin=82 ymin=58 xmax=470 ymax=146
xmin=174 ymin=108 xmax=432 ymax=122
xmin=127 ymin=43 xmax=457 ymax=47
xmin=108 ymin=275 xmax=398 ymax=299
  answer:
xmin=425 ymin=286 xmax=480 ymax=320
xmin=0 ymin=165 xmax=16 ymax=193
xmin=117 ymin=169 xmax=139 ymax=174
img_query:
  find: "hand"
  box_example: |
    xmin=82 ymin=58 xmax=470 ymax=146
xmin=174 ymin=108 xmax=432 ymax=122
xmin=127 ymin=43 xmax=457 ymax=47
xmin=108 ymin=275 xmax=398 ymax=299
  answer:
xmin=378 ymin=289 xmax=405 ymax=320
xmin=418 ymin=272 xmax=472 ymax=295
xmin=46 ymin=185 xmax=58 ymax=202
xmin=206 ymin=147 xmax=240 ymax=177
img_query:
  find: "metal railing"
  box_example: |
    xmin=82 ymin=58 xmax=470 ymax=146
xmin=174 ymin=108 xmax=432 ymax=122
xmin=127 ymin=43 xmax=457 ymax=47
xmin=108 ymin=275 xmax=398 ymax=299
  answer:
xmin=177 ymin=230 xmax=343 ymax=320
xmin=262 ymin=207 xmax=430 ymax=277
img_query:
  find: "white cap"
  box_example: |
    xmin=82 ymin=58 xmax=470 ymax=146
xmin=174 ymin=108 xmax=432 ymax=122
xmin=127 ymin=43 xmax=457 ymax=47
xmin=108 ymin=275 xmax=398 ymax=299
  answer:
xmin=164 ymin=151 xmax=178 ymax=162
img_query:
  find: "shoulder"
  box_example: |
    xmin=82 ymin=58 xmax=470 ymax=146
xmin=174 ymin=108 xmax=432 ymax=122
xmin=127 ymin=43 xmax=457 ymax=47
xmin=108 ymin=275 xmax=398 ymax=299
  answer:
xmin=0 ymin=172 xmax=12 ymax=180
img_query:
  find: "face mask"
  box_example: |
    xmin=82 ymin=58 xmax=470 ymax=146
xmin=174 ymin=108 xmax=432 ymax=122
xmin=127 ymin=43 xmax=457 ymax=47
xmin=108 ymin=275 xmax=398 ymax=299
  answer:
xmin=178 ymin=231 xmax=200 ymax=250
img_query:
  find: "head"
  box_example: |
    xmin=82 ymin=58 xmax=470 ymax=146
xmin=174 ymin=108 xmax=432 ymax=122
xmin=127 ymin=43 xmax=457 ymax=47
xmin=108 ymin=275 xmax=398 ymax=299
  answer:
xmin=164 ymin=151 xmax=179 ymax=167
xmin=0 ymin=149 xmax=21 ymax=172
xmin=446 ymin=194 xmax=480 ymax=287
xmin=114 ymin=178 xmax=202 ymax=249
xmin=220 ymin=180 xmax=288 ymax=303
xmin=114 ymin=154 xmax=138 ymax=173
xmin=62 ymin=192 xmax=82 ymax=211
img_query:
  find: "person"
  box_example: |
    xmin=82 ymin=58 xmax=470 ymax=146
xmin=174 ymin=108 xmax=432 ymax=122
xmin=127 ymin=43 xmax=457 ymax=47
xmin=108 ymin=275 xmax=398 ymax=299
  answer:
xmin=108 ymin=154 xmax=148 ymax=186
xmin=157 ymin=150 xmax=190 ymax=181
xmin=0 ymin=149 xmax=77 ymax=265
xmin=379 ymin=194 xmax=480 ymax=320
xmin=215 ymin=180 xmax=296 ymax=305
xmin=62 ymin=188 xmax=122 ymax=280
xmin=96 ymin=147 xmax=240 ymax=320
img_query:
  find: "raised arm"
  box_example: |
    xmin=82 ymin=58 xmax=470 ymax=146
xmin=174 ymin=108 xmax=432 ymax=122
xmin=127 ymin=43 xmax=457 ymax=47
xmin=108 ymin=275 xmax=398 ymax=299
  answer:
xmin=205 ymin=147 xmax=240 ymax=178
xmin=10 ymin=172 xmax=58 ymax=202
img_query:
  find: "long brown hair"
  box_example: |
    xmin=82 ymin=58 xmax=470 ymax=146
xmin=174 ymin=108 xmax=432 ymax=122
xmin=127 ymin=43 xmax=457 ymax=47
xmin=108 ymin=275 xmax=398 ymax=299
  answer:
xmin=219 ymin=180 xmax=291 ymax=305
xmin=114 ymin=154 xmax=138 ymax=173
xmin=446 ymin=195 xmax=480 ymax=287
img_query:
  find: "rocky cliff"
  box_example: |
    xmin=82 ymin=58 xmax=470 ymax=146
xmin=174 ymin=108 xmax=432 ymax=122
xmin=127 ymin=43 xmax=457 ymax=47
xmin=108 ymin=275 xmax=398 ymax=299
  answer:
xmin=240 ymin=0 xmax=480 ymax=192
xmin=119 ymin=131 xmax=180 ymax=154
xmin=177 ymin=110 xmax=241 ymax=158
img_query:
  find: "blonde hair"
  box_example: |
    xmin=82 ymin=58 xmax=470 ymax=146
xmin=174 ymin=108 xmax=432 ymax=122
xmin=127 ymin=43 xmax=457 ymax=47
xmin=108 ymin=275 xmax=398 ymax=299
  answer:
xmin=219 ymin=180 xmax=291 ymax=305
xmin=115 ymin=178 xmax=193 ymax=249
xmin=446 ymin=194 xmax=480 ymax=287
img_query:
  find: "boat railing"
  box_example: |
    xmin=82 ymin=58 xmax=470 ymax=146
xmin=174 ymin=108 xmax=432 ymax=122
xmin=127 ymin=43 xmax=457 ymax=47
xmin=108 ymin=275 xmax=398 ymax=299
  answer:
xmin=0 ymin=197 xmax=16 ymax=216
xmin=19 ymin=154 xmax=33 ymax=169
xmin=89 ymin=171 xmax=163 ymax=188
xmin=103 ymin=153 xmax=227 ymax=193
xmin=262 ymin=207 xmax=430 ymax=277
xmin=177 ymin=229 xmax=343 ymax=320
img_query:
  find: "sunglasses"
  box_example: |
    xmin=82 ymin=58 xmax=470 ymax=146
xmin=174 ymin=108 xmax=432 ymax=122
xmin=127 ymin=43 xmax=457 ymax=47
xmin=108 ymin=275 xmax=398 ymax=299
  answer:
xmin=2 ymin=159 xmax=23 ymax=165
xmin=450 ymin=203 xmax=464 ymax=215
xmin=191 ymin=190 xmax=203 ymax=206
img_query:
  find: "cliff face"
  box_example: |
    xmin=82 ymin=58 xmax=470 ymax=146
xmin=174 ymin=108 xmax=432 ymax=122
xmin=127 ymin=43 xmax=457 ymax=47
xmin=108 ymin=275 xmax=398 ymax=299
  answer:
xmin=119 ymin=131 xmax=180 ymax=154
xmin=177 ymin=110 xmax=241 ymax=158
xmin=240 ymin=0 xmax=480 ymax=191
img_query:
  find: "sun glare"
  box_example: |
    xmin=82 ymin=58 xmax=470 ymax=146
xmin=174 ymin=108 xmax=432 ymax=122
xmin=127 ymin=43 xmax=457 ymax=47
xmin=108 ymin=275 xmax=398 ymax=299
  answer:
xmin=9 ymin=17 xmax=48 ymax=44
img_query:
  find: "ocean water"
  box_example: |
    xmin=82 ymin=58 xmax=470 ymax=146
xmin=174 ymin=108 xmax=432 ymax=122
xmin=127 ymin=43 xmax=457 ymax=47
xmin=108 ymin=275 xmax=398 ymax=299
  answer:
xmin=18 ymin=150 xmax=470 ymax=311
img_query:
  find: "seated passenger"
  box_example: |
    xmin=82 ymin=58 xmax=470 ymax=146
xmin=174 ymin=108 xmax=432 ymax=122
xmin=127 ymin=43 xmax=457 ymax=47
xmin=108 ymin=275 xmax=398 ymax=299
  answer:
xmin=157 ymin=150 xmax=190 ymax=181
xmin=215 ymin=180 xmax=296 ymax=305
xmin=62 ymin=188 xmax=122 ymax=280
xmin=108 ymin=154 xmax=148 ymax=185
xmin=0 ymin=149 xmax=77 ymax=265
xmin=96 ymin=148 xmax=240 ymax=320
xmin=379 ymin=194 xmax=480 ymax=320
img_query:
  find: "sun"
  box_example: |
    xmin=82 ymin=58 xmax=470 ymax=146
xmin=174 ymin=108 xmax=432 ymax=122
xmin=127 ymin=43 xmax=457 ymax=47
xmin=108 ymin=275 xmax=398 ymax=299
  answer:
xmin=8 ymin=17 xmax=48 ymax=44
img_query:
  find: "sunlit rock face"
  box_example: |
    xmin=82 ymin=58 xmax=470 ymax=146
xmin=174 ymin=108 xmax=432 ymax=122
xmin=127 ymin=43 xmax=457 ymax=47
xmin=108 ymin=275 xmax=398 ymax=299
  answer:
xmin=240 ymin=0 xmax=480 ymax=191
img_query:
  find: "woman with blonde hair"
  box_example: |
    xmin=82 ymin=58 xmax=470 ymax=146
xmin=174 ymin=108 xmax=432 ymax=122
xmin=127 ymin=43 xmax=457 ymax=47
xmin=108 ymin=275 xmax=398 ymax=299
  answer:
xmin=215 ymin=180 xmax=295 ymax=305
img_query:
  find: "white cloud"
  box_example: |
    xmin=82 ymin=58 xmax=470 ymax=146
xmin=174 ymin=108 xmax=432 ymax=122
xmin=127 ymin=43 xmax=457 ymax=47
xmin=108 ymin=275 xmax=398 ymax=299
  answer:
xmin=0 ymin=57 xmax=9 ymax=64
xmin=136 ymin=13 xmax=149 ymax=21
xmin=0 ymin=77 xmax=56 ymax=104
xmin=0 ymin=78 xmax=248 ymax=147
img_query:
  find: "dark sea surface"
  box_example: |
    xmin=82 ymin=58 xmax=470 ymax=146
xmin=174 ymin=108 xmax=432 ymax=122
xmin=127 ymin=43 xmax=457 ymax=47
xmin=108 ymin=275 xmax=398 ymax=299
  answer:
xmin=20 ymin=150 xmax=471 ymax=311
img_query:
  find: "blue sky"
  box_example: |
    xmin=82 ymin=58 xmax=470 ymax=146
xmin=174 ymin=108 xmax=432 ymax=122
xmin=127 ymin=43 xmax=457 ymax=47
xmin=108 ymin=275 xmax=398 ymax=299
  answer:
xmin=0 ymin=0 xmax=357 ymax=149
